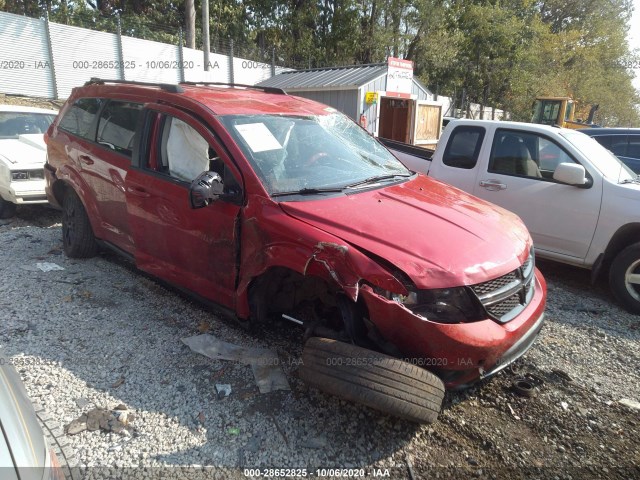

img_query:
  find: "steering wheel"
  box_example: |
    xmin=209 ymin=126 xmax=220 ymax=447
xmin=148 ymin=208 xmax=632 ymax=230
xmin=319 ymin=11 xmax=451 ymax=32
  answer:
xmin=305 ymin=151 xmax=330 ymax=167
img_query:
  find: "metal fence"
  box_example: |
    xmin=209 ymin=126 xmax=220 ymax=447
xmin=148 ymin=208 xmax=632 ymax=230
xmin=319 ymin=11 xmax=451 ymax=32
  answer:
xmin=0 ymin=11 xmax=289 ymax=99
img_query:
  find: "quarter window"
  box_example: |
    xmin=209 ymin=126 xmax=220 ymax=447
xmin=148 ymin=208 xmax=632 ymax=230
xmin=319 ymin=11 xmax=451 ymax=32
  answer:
xmin=442 ymin=126 xmax=485 ymax=169
xmin=97 ymin=101 xmax=142 ymax=157
xmin=58 ymin=98 xmax=102 ymax=140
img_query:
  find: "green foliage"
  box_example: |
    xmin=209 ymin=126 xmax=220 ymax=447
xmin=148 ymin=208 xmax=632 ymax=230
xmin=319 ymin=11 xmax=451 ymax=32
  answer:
xmin=2 ymin=0 xmax=638 ymax=124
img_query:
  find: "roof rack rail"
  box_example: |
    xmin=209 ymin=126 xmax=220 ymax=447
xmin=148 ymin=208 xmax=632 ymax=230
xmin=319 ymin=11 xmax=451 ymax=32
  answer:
xmin=84 ymin=78 xmax=184 ymax=93
xmin=180 ymin=81 xmax=287 ymax=95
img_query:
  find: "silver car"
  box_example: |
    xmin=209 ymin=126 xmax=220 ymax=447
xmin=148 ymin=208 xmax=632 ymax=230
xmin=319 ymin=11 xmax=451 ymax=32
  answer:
xmin=0 ymin=351 xmax=75 ymax=480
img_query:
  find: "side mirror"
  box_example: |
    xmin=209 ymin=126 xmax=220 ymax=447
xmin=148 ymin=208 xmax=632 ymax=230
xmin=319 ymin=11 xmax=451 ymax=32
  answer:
xmin=189 ymin=171 xmax=224 ymax=209
xmin=553 ymin=163 xmax=587 ymax=186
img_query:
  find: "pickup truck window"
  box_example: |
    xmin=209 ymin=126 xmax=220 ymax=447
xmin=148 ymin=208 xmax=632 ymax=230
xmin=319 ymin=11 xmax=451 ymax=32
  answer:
xmin=489 ymin=131 xmax=542 ymax=178
xmin=489 ymin=130 xmax=579 ymax=180
xmin=442 ymin=126 xmax=485 ymax=169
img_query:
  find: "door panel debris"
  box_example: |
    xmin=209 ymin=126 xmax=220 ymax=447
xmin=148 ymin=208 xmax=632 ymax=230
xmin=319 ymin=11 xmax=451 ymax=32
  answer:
xmin=182 ymin=334 xmax=290 ymax=393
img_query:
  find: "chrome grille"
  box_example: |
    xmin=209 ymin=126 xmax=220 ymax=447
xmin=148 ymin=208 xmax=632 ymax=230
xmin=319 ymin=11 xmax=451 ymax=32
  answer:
xmin=470 ymin=248 xmax=535 ymax=323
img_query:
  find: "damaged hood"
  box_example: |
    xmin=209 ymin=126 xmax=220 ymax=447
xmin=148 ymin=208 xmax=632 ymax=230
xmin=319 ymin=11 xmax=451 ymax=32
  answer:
xmin=0 ymin=135 xmax=47 ymax=167
xmin=279 ymin=175 xmax=531 ymax=288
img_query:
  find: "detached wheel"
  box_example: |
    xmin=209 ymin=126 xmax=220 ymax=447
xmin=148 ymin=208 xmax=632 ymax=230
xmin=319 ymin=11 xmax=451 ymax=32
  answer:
xmin=610 ymin=243 xmax=640 ymax=314
xmin=0 ymin=197 xmax=17 ymax=219
xmin=62 ymin=189 xmax=98 ymax=258
xmin=300 ymin=337 xmax=445 ymax=423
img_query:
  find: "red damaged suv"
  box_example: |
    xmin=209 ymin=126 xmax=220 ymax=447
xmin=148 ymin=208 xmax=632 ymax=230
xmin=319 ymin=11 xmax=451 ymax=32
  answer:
xmin=45 ymin=79 xmax=546 ymax=423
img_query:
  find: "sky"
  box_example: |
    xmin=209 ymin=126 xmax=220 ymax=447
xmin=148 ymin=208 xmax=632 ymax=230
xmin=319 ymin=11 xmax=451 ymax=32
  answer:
xmin=631 ymin=0 xmax=640 ymax=93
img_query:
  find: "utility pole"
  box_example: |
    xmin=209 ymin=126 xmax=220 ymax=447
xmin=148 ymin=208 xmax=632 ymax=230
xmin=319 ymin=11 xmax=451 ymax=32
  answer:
xmin=185 ymin=0 xmax=195 ymax=49
xmin=202 ymin=0 xmax=210 ymax=71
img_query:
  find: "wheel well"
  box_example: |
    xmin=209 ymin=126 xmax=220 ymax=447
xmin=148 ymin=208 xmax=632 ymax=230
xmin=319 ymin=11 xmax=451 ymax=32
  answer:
xmin=52 ymin=179 xmax=69 ymax=206
xmin=248 ymin=267 xmax=339 ymax=324
xmin=601 ymin=223 xmax=640 ymax=272
xmin=247 ymin=267 xmax=372 ymax=344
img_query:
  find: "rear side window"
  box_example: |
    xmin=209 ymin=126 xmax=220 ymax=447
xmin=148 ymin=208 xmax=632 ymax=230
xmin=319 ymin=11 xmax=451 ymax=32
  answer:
xmin=610 ymin=137 xmax=628 ymax=157
xmin=442 ymin=126 xmax=485 ymax=169
xmin=627 ymin=135 xmax=640 ymax=158
xmin=592 ymin=135 xmax=611 ymax=150
xmin=97 ymin=101 xmax=142 ymax=157
xmin=58 ymin=98 xmax=101 ymax=140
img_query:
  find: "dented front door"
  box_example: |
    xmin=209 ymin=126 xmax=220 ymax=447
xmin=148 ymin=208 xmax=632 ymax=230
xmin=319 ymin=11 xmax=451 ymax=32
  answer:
xmin=125 ymin=105 xmax=242 ymax=308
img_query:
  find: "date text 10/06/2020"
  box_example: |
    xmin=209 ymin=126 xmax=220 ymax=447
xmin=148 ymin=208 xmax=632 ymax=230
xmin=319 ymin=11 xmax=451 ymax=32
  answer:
xmin=243 ymin=468 xmax=395 ymax=477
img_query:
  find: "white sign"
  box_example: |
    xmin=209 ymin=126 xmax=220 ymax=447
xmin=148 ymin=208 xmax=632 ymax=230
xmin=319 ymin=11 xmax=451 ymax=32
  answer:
xmin=387 ymin=57 xmax=414 ymax=94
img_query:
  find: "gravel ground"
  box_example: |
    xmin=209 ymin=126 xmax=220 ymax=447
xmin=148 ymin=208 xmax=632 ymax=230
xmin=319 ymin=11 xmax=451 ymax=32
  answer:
xmin=1 ymin=206 xmax=640 ymax=479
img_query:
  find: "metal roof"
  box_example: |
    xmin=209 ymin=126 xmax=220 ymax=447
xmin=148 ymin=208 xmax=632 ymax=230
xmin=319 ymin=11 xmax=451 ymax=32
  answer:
xmin=257 ymin=64 xmax=388 ymax=90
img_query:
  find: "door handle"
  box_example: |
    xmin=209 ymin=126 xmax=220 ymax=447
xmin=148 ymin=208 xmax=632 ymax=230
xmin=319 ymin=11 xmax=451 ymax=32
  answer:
xmin=479 ymin=180 xmax=507 ymax=191
xmin=79 ymin=155 xmax=94 ymax=165
xmin=127 ymin=186 xmax=151 ymax=198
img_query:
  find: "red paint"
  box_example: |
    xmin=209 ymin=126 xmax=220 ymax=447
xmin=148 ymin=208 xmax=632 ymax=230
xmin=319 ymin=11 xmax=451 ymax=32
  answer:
xmin=46 ymin=82 xmax=547 ymax=388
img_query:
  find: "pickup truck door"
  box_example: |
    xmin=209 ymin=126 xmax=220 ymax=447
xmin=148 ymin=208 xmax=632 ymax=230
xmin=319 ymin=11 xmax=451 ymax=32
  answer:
xmin=472 ymin=127 xmax=601 ymax=261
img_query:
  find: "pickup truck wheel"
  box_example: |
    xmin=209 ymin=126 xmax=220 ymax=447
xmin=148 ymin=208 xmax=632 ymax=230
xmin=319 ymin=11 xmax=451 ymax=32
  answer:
xmin=610 ymin=243 xmax=640 ymax=314
xmin=299 ymin=337 xmax=445 ymax=423
xmin=62 ymin=190 xmax=98 ymax=258
xmin=0 ymin=197 xmax=17 ymax=219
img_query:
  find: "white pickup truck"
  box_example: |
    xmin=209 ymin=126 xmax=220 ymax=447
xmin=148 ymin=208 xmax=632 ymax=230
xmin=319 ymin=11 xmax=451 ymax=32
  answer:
xmin=386 ymin=119 xmax=640 ymax=314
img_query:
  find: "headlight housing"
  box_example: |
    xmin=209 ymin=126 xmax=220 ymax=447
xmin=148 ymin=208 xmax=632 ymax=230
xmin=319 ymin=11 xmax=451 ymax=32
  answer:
xmin=380 ymin=287 xmax=485 ymax=324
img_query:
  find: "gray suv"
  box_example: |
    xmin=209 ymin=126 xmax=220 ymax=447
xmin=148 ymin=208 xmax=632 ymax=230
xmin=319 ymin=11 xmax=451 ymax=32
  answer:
xmin=582 ymin=128 xmax=640 ymax=174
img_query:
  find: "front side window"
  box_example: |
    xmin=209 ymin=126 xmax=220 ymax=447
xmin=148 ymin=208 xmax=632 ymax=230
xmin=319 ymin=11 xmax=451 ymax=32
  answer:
xmin=218 ymin=112 xmax=409 ymax=195
xmin=96 ymin=101 xmax=142 ymax=157
xmin=148 ymin=115 xmax=240 ymax=192
xmin=442 ymin=126 xmax=485 ymax=169
xmin=489 ymin=130 xmax=575 ymax=179
xmin=58 ymin=98 xmax=101 ymax=140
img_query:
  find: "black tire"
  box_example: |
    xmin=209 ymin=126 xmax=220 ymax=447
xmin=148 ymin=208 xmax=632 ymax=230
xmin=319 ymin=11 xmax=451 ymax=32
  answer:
xmin=299 ymin=337 xmax=445 ymax=423
xmin=0 ymin=197 xmax=17 ymax=219
xmin=62 ymin=189 xmax=98 ymax=258
xmin=35 ymin=406 xmax=81 ymax=480
xmin=609 ymin=243 xmax=640 ymax=314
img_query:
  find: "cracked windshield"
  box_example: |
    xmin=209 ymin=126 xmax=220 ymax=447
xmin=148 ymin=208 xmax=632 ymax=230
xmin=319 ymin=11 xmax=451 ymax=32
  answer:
xmin=219 ymin=112 xmax=411 ymax=196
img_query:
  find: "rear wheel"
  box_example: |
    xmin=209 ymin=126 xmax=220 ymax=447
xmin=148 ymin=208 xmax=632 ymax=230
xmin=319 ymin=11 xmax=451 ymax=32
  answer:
xmin=0 ymin=197 xmax=17 ymax=219
xmin=299 ymin=337 xmax=445 ymax=423
xmin=610 ymin=243 xmax=640 ymax=314
xmin=62 ymin=189 xmax=98 ymax=258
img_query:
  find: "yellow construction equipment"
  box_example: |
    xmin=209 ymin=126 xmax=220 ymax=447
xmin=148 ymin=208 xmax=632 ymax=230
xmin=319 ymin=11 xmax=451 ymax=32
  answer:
xmin=531 ymin=96 xmax=599 ymax=129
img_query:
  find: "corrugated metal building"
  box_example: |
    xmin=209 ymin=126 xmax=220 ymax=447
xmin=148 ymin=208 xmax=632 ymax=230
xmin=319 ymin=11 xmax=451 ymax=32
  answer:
xmin=258 ymin=63 xmax=439 ymax=143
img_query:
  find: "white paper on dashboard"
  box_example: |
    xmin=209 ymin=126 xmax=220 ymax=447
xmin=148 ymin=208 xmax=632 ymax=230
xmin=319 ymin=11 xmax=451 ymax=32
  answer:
xmin=234 ymin=123 xmax=282 ymax=153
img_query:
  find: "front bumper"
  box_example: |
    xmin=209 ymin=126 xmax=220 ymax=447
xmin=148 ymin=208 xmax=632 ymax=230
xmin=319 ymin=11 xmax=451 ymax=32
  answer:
xmin=0 ymin=179 xmax=48 ymax=204
xmin=361 ymin=268 xmax=547 ymax=389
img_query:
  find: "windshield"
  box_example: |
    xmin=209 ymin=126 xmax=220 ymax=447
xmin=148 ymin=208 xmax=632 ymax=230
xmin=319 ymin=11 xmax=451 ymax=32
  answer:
xmin=0 ymin=112 xmax=56 ymax=138
xmin=218 ymin=113 xmax=410 ymax=195
xmin=562 ymin=130 xmax=635 ymax=182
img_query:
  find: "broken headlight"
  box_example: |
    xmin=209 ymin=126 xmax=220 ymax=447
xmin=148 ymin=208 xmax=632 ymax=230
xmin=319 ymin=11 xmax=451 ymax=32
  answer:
xmin=383 ymin=287 xmax=485 ymax=324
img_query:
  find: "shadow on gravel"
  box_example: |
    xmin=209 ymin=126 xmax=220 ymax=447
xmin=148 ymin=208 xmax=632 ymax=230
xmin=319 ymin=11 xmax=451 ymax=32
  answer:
xmin=0 ymin=204 xmax=61 ymax=230
xmin=536 ymin=258 xmax=640 ymax=340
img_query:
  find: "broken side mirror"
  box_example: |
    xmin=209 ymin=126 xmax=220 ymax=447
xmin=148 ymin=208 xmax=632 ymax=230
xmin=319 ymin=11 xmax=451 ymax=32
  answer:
xmin=553 ymin=163 xmax=587 ymax=186
xmin=189 ymin=171 xmax=224 ymax=209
